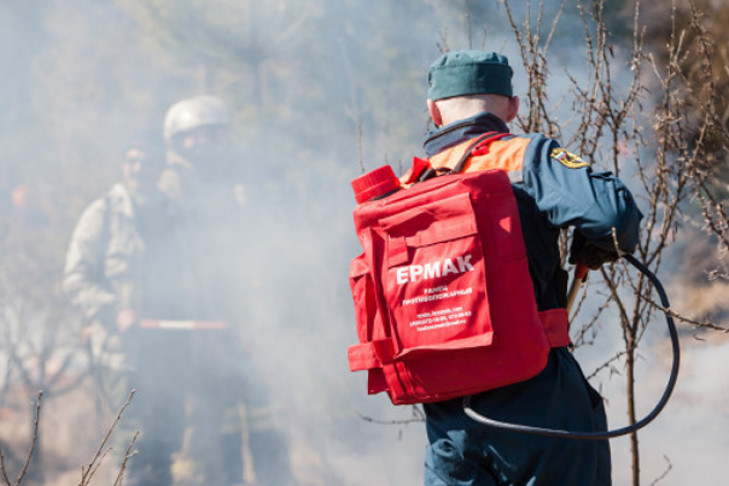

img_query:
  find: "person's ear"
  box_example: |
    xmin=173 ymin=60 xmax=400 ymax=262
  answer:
xmin=427 ymin=99 xmax=443 ymax=127
xmin=505 ymin=95 xmax=519 ymax=123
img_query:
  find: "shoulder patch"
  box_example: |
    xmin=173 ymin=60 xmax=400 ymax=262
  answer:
xmin=550 ymin=147 xmax=589 ymax=169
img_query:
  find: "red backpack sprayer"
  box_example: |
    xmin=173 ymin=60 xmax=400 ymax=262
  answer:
xmin=346 ymin=156 xmax=679 ymax=440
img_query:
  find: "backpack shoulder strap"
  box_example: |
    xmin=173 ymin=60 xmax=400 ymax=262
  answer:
xmin=416 ymin=132 xmax=513 ymax=182
xmin=451 ymin=132 xmax=512 ymax=173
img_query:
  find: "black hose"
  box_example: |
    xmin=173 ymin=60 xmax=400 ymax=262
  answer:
xmin=463 ymin=253 xmax=680 ymax=440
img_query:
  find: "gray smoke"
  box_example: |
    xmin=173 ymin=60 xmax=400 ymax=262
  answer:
xmin=0 ymin=1 xmax=715 ymax=485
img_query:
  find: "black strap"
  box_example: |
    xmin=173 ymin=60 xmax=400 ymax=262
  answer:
xmin=451 ymin=132 xmax=500 ymax=174
xmin=416 ymin=165 xmax=452 ymax=183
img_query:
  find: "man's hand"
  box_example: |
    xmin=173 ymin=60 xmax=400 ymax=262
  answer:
xmin=116 ymin=308 xmax=137 ymax=332
xmin=569 ymin=231 xmax=620 ymax=270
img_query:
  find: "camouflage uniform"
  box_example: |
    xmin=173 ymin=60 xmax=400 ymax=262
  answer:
xmin=64 ymin=182 xmax=197 ymax=485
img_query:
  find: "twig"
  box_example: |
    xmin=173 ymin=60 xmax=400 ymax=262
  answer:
xmin=113 ymin=430 xmax=139 ymax=486
xmin=465 ymin=0 xmax=472 ymax=49
xmin=79 ymin=389 xmax=136 ymax=486
xmin=356 ymin=405 xmax=425 ymax=425
xmin=649 ymin=455 xmax=673 ymax=485
xmin=356 ymin=123 xmax=365 ymax=174
xmin=11 ymin=391 xmax=43 ymax=486
xmin=586 ymin=350 xmax=628 ymax=380
xmin=0 ymin=441 xmax=11 ymax=486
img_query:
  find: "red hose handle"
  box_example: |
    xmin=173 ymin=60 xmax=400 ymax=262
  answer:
xmin=574 ymin=262 xmax=589 ymax=280
xmin=566 ymin=263 xmax=590 ymax=315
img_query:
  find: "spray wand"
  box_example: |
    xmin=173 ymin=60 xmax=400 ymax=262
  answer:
xmin=566 ymin=262 xmax=590 ymax=316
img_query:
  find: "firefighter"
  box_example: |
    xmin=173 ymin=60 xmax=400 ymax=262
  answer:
xmin=160 ymin=95 xmax=295 ymax=485
xmin=160 ymin=94 xmax=238 ymax=204
xmin=63 ymin=129 xmax=198 ymax=485
xmin=414 ymin=51 xmax=643 ymax=485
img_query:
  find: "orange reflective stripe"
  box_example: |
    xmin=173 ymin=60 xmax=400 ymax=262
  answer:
xmin=466 ymin=137 xmax=529 ymax=173
xmin=428 ymin=138 xmax=475 ymax=171
xmin=429 ymin=136 xmax=530 ymax=174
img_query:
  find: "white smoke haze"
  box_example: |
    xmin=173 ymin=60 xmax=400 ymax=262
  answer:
xmin=0 ymin=1 xmax=723 ymax=485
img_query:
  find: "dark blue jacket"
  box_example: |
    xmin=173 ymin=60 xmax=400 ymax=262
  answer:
xmin=421 ymin=112 xmax=640 ymax=486
xmin=423 ymin=112 xmax=643 ymax=312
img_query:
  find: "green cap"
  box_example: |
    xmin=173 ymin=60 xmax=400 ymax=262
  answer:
xmin=427 ymin=50 xmax=513 ymax=100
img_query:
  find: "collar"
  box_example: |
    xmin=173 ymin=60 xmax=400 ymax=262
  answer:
xmin=423 ymin=112 xmax=510 ymax=157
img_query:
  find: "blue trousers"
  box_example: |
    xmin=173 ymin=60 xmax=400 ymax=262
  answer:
xmin=423 ymin=348 xmax=611 ymax=486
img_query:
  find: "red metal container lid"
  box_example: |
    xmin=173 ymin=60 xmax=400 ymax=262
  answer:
xmin=351 ymin=165 xmax=401 ymax=203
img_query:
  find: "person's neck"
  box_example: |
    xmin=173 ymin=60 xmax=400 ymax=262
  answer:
xmin=424 ymin=112 xmax=509 ymax=156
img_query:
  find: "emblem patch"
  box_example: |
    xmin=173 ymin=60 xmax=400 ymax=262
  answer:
xmin=551 ymin=147 xmax=589 ymax=169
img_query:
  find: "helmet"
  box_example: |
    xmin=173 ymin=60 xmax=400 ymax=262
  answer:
xmin=163 ymin=95 xmax=232 ymax=142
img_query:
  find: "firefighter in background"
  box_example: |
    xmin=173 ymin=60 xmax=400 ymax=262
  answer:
xmin=160 ymin=95 xmax=241 ymax=207
xmin=410 ymin=51 xmax=643 ymax=485
xmin=63 ymin=129 xmax=199 ymax=485
xmin=160 ymin=94 xmax=295 ymax=485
